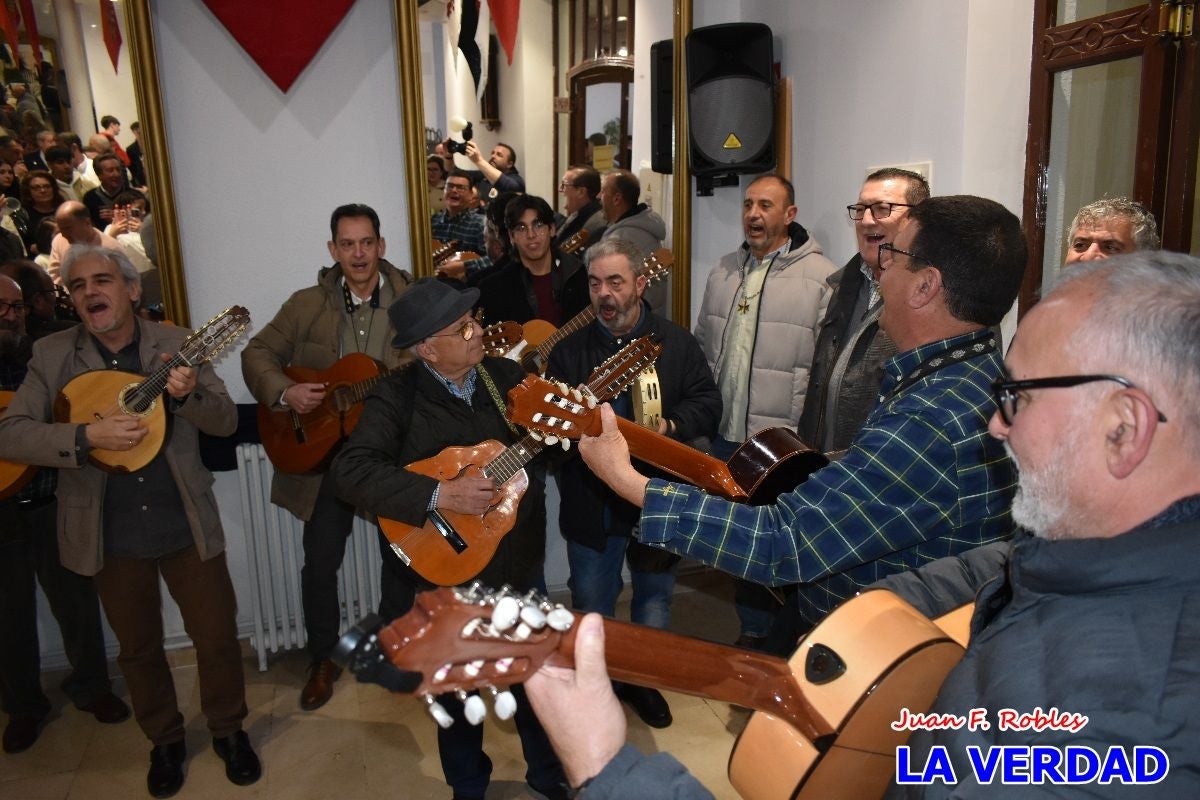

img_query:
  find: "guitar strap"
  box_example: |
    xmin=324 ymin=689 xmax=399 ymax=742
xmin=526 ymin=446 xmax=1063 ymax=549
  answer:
xmin=476 ymin=363 xmax=522 ymax=439
xmin=881 ymin=331 xmax=997 ymax=404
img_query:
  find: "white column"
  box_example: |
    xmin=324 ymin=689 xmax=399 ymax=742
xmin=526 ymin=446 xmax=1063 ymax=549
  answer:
xmin=53 ymin=0 xmax=98 ymax=135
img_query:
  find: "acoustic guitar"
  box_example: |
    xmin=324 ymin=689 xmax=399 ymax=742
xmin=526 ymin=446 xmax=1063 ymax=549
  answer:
xmin=54 ymin=305 xmax=250 ymax=474
xmin=481 ymin=321 xmax=523 ymax=358
xmin=0 ymin=389 xmax=38 ymax=499
xmin=496 ymin=248 xmax=674 ymax=375
xmin=507 ymin=374 xmax=828 ymax=504
xmin=333 ymin=584 xmax=967 ymax=800
xmin=378 ymin=336 xmax=662 ymax=586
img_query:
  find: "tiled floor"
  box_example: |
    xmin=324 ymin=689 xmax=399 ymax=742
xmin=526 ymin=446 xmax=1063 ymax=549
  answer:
xmin=2 ymin=569 xmax=752 ymax=799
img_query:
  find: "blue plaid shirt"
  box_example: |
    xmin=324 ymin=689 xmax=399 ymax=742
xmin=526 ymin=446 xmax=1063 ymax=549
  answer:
xmin=423 ymin=362 xmax=479 ymax=511
xmin=639 ymin=330 xmax=1016 ymax=630
xmin=431 ymin=209 xmax=491 ymax=277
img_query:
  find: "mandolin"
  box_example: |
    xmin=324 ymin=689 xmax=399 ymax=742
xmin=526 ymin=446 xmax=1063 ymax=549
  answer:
xmin=54 ymin=306 xmax=250 ymax=474
xmin=0 ymin=389 xmax=38 ymax=499
xmin=507 ymin=374 xmax=828 ymax=504
xmin=378 ymin=336 xmax=662 ymax=586
xmin=496 ymin=249 xmax=674 ymax=375
xmin=334 ymin=584 xmax=967 ymax=800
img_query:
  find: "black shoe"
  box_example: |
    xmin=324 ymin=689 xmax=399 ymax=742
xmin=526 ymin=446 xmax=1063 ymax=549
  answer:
xmin=213 ymin=730 xmax=262 ymax=786
xmin=3 ymin=712 xmax=46 ymax=753
xmin=614 ymin=682 xmax=672 ymax=729
xmin=79 ymin=692 xmax=132 ymax=724
xmin=147 ymin=740 xmax=186 ymax=798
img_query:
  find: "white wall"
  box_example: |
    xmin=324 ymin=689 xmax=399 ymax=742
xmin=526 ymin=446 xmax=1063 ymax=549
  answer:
xmin=77 ymin=0 xmax=139 ymax=146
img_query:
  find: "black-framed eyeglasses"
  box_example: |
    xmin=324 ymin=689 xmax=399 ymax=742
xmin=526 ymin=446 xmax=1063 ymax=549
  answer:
xmin=847 ymin=202 xmax=912 ymax=221
xmin=0 ymin=300 xmax=27 ymax=315
xmin=991 ymin=374 xmax=1168 ymax=426
xmin=878 ymin=241 xmax=933 ymax=268
xmin=558 ymin=181 xmax=579 ymax=190
xmin=511 ymin=220 xmax=549 ymax=238
xmin=428 ymin=320 xmax=476 ymax=342
xmin=445 ymin=182 xmax=471 ymax=193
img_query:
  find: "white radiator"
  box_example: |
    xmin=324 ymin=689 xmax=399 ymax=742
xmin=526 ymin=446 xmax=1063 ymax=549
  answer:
xmin=235 ymin=443 xmax=382 ymax=672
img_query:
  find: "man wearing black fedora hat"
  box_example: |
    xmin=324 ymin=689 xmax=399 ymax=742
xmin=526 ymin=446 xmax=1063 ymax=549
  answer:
xmin=332 ymin=277 xmax=569 ymax=800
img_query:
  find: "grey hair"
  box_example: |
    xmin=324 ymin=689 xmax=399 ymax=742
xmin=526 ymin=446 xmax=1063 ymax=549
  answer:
xmin=59 ymin=245 xmax=141 ymax=289
xmin=1053 ymin=251 xmax=1200 ymax=450
xmin=1068 ymin=197 xmax=1160 ymax=251
xmin=587 ymin=238 xmax=646 ymax=276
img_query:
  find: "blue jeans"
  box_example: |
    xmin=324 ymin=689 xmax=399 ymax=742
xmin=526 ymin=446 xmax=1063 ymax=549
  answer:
xmin=712 ymin=435 xmax=778 ymax=638
xmin=566 ymin=536 xmax=676 ymax=629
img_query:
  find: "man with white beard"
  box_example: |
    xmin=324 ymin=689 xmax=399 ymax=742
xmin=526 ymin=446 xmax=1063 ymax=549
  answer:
xmin=522 ymin=251 xmax=1200 ymax=798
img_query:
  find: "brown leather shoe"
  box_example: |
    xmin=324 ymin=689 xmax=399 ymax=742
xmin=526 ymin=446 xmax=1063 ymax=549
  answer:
xmin=3 ymin=712 xmax=46 ymax=753
xmin=300 ymin=659 xmax=342 ymax=710
xmin=79 ymin=692 xmax=131 ymax=724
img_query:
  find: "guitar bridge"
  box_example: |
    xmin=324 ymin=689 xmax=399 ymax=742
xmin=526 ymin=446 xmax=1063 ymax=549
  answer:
xmin=428 ymin=510 xmax=468 ymax=553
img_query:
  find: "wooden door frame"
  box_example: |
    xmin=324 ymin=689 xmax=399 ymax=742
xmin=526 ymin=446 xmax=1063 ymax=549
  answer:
xmin=1020 ymin=1 xmax=1175 ymax=313
xmin=567 ymin=61 xmax=634 ymax=167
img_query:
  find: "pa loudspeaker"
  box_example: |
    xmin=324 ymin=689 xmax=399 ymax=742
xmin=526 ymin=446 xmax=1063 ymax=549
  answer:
xmin=650 ymin=38 xmax=674 ymax=174
xmin=685 ymin=23 xmax=775 ymax=177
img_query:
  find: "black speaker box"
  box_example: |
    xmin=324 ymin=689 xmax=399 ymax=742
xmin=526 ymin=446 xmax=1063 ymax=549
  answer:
xmin=650 ymin=38 xmax=674 ymax=174
xmin=685 ymin=23 xmax=775 ymax=176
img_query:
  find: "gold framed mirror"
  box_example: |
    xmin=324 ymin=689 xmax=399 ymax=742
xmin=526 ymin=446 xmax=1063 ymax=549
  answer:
xmin=123 ymin=0 xmax=189 ymax=326
xmin=391 ymin=0 xmax=692 ymax=322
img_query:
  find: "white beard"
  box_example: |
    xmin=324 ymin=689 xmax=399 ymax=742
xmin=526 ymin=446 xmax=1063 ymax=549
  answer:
xmin=1006 ymin=418 xmax=1088 ymax=540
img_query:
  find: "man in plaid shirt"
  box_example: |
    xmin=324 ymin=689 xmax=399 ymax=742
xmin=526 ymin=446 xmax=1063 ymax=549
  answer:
xmin=579 ymin=195 xmax=1025 ymax=635
xmin=431 ymin=169 xmax=491 ymax=282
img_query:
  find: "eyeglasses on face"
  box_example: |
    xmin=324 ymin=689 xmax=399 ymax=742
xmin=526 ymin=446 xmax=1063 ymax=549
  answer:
xmin=511 ymin=220 xmax=549 ymax=238
xmin=558 ymin=181 xmax=579 ymax=190
xmin=847 ymin=201 xmax=913 ymax=221
xmin=428 ymin=319 xmax=476 ymax=342
xmin=0 ymin=300 xmax=27 ymax=315
xmin=445 ymin=182 xmax=471 ymax=193
xmin=878 ymin=241 xmax=933 ymax=268
xmin=990 ymin=374 xmax=1168 ymax=426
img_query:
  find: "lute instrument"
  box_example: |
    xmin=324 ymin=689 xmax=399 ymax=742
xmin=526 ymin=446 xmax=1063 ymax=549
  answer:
xmin=378 ymin=336 xmax=662 ymax=585
xmin=496 ymin=249 xmax=673 ymax=375
xmin=0 ymin=389 xmax=38 ymax=499
xmin=54 ymin=305 xmax=250 ymax=473
xmin=334 ymin=584 xmax=967 ymax=800
xmin=507 ymin=374 xmax=828 ymax=504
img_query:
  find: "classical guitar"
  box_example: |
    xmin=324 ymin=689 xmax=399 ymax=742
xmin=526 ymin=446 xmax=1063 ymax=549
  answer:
xmin=259 ymin=352 xmax=403 ymax=474
xmin=54 ymin=306 xmax=250 ymax=474
xmin=498 ymin=249 xmax=674 ymax=375
xmin=481 ymin=321 xmax=523 ymax=358
xmin=0 ymin=389 xmax=38 ymax=499
xmin=333 ymin=584 xmax=966 ymax=800
xmin=507 ymin=374 xmax=828 ymax=504
xmin=378 ymin=336 xmax=662 ymax=586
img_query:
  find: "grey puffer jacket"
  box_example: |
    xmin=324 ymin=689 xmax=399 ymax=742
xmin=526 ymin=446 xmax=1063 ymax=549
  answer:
xmin=694 ymin=222 xmax=837 ymax=438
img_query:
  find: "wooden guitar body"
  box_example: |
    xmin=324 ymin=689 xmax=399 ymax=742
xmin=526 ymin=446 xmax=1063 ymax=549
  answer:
xmin=257 ymin=353 xmax=385 ymax=473
xmin=378 ymin=440 xmax=528 ymax=586
xmin=728 ymin=591 xmax=965 ymax=800
xmin=728 ymin=428 xmax=831 ymax=505
xmin=55 ymin=370 xmax=168 ymax=473
xmin=0 ymin=389 xmax=38 ymax=499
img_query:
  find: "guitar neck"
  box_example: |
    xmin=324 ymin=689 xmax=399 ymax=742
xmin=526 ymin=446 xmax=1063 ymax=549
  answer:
xmin=614 ymin=417 xmax=749 ymax=500
xmin=552 ymin=617 xmax=830 ymax=742
xmin=349 ymin=365 xmax=402 ymax=405
xmin=481 ymin=434 xmax=545 ymax=483
xmin=532 ymin=308 xmax=597 ymax=360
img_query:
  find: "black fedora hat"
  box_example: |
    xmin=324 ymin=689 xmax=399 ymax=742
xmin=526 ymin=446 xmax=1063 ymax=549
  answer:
xmin=388 ymin=277 xmax=480 ymax=349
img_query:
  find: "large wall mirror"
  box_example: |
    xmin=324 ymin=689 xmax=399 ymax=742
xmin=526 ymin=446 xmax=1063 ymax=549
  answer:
xmin=393 ymin=0 xmax=693 ymax=322
xmin=18 ymin=0 xmax=187 ymax=325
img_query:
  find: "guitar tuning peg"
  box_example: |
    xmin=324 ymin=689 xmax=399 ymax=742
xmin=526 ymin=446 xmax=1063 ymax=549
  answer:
xmin=464 ymin=659 xmax=485 ymax=677
xmin=424 ymin=694 xmax=454 ymax=729
xmin=433 ymin=663 xmax=452 ymax=683
xmin=492 ymin=595 xmax=520 ymax=631
xmin=571 ymin=388 xmax=583 ymax=401
xmin=562 ymin=421 xmax=574 ymax=430
xmin=494 ymin=656 xmax=514 ymax=674
xmin=519 ymin=604 xmax=547 ymax=629
xmin=514 ymin=622 xmax=533 ymax=640
xmin=585 ymin=395 xmax=597 ymax=409
xmin=555 ymin=380 xmax=570 ymax=394
xmin=542 ymin=392 xmax=555 ymax=403
xmin=545 ymin=435 xmax=559 ymax=446
xmin=561 ymin=438 xmax=571 ymax=451
xmin=546 ymin=607 xmax=575 ymax=631
xmin=529 ymin=430 xmax=544 ymax=442
xmin=532 ymin=412 xmax=544 ymax=423
xmin=488 ymin=686 xmax=517 ymax=720
xmin=457 ymin=689 xmax=487 ymax=725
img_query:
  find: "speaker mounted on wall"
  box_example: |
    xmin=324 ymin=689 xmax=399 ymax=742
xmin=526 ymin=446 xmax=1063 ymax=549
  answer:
xmin=650 ymin=38 xmax=674 ymax=175
xmin=685 ymin=23 xmax=775 ymax=194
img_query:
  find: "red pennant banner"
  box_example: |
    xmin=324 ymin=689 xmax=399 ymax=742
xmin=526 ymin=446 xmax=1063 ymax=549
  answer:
xmin=201 ymin=0 xmax=357 ymax=93
xmin=488 ymin=0 xmax=520 ymax=66
xmin=18 ymin=0 xmax=42 ymax=67
xmin=99 ymin=0 xmax=122 ymax=72
xmin=0 ymin=1 xmax=21 ymax=70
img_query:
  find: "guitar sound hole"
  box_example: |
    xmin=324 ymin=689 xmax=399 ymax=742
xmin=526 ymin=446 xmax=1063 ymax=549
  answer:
xmin=331 ymin=386 xmax=355 ymax=413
